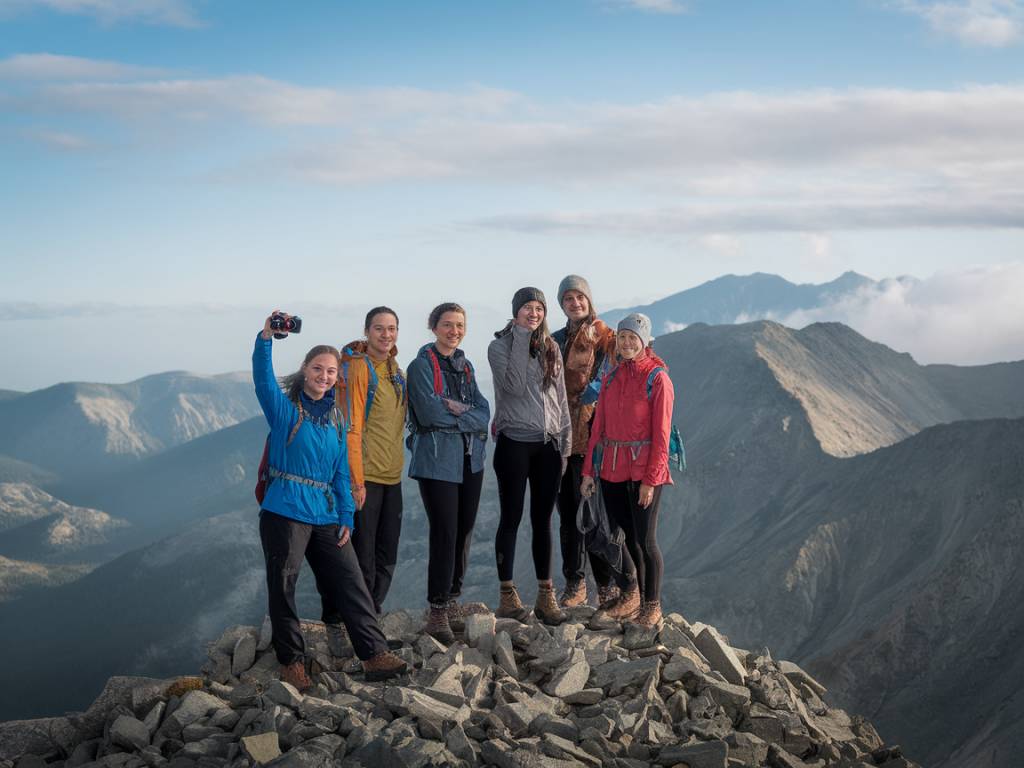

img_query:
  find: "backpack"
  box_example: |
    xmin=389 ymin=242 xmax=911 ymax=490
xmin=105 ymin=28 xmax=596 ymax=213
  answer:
xmin=600 ymin=364 xmax=686 ymax=472
xmin=338 ymin=345 xmax=408 ymax=429
xmin=254 ymin=400 xmax=345 ymax=506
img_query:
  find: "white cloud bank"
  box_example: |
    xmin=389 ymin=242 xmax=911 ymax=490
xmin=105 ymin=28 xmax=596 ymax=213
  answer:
xmin=0 ymin=0 xmax=202 ymax=27
xmin=779 ymin=264 xmax=1024 ymax=365
xmin=897 ymin=0 xmax=1024 ymax=47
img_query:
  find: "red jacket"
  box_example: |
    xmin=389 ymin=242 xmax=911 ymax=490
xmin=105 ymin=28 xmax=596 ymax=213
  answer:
xmin=583 ymin=348 xmax=675 ymax=486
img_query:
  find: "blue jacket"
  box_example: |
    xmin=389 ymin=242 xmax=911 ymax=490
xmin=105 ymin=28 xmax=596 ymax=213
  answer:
xmin=406 ymin=343 xmax=490 ymax=482
xmin=253 ymin=335 xmax=356 ymax=530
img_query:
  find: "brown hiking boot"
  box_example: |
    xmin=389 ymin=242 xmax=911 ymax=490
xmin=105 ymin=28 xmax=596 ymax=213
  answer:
xmin=363 ymin=650 xmax=408 ymax=682
xmin=424 ymin=602 xmax=455 ymax=645
xmin=534 ymin=581 xmax=566 ymax=626
xmin=635 ymin=599 xmax=663 ymax=630
xmin=596 ymin=583 xmax=620 ymax=609
xmin=496 ymin=582 xmax=531 ymax=622
xmin=593 ymin=582 xmax=641 ymax=622
xmin=559 ymin=579 xmax=587 ymax=608
xmin=446 ymin=599 xmax=489 ymax=632
xmin=280 ymin=660 xmax=312 ymax=692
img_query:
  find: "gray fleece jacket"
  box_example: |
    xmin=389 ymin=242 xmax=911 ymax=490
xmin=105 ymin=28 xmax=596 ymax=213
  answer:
xmin=487 ymin=324 xmax=572 ymax=458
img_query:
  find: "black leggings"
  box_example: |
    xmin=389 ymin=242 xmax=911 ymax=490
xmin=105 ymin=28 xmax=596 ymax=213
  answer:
xmin=351 ymin=481 xmax=403 ymax=614
xmin=557 ymin=454 xmax=615 ymax=588
xmin=601 ymin=480 xmax=664 ymax=602
xmin=418 ymin=454 xmax=484 ymax=605
xmin=259 ymin=510 xmax=387 ymax=663
xmin=493 ymin=434 xmax=562 ymax=582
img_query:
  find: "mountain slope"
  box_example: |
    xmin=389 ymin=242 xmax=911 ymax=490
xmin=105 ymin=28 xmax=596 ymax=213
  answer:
xmin=0 ymin=371 xmax=259 ymax=482
xmin=604 ymin=271 xmax=880 ymax=332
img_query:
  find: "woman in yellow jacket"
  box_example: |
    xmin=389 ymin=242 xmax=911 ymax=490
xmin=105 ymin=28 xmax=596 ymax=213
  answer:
xmin=339 ymin=307 xmax=408 ymax=617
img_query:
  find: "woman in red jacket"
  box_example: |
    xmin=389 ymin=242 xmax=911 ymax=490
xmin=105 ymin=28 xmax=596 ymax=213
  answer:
xmin=581 ymin=313 xmax=674 ymax=629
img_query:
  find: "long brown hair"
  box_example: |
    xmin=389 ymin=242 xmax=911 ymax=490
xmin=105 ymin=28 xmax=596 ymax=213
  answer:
xmin=495 ymin=318 xmax=561 ymax=389
xmin=280 ymin=345 xmax=342 ymax=404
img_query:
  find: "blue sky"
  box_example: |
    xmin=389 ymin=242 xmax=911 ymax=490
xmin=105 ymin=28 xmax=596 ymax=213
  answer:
xmin=2 ymin=0 xmax=1024 ymax=389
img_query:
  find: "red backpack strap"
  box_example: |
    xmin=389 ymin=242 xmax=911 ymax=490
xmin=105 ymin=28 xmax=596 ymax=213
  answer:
xmin=463 ymin=358 xmax=474 ymax=387
xmin=426 ymin=347 xmax=444 ymax=395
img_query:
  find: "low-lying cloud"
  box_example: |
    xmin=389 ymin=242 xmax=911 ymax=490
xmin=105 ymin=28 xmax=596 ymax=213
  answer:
xmin=896 ymin=0 xmax=1024 ymax=47
xmin=778 ymin=264 xmax=1024 ymax=365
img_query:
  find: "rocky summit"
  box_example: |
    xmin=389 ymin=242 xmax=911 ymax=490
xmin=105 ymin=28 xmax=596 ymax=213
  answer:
xmin=0 ymin=605 xmax=918 ymax=768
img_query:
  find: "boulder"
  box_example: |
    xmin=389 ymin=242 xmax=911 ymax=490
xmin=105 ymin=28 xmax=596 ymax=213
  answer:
xmin=694 ymin=627 xmax=746 ymax=686
xmin=656 ymin=739 xmax=728 ymax=767
xmin=231 ymin=633 xmax=257 ymax=676
xmin=110 ymin=715 xmax=151 ymax=752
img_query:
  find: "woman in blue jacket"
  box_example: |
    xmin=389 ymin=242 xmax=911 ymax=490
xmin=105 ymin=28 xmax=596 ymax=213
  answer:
xmin=407 ymin=302 xmax=491 ymax=643
xmin=253 ymin=312 xmax=406 ymax=690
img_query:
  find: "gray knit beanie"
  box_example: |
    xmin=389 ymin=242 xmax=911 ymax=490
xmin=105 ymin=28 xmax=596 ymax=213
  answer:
xmin=512 ymin=286 xmax=547 ymax=317
xmin=557 ymin=274 xmax=593 ymax=310
xmin=617 ymin=313 xmax=653 ymax=348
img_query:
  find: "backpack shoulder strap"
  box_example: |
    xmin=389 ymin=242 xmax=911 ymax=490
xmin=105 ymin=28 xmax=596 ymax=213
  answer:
xmin=426 ymin=347 xmax=444 ymax=395
xmin=363 ymin=356 xmax=379 ymax=421
xmin=646 ymin=366 xmax=667 ymax=399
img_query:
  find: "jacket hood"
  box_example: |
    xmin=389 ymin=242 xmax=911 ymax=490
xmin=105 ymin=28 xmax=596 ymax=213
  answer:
xmin=416 ymin=341 xmax=467 ymax=368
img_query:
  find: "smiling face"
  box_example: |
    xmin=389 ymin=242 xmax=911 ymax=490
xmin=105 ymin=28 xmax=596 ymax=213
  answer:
xmin=432 ymin=310 xmax=466 ymax=355
xmin=515 ymin=300 xmax=545 ymax=331
xmin=366 ymin=311 xmax=398 ymax=360
xmin=616 ymin=329 xmax=644 ymax=361
xmin=302 ymin=353 xmax=340 ymax=400
xmin=561 ymin=289 xmax=590 ymax=322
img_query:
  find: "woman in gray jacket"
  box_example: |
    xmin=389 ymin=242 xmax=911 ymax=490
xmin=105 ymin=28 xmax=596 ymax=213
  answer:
xmin=488 ymin=287 xmax=572 ymax=625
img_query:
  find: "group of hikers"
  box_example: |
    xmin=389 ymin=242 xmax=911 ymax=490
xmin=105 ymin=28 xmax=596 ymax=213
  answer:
xmin=252 ymin=275 xmax=677 ymax=691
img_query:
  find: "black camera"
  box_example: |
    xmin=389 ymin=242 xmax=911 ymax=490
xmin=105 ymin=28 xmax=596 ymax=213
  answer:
xmin=270 ymin=313 xmax=302 ymax=339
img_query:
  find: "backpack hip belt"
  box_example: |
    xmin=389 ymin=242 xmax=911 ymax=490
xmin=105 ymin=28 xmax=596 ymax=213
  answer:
xmin=601 ymin=438 xmax=651 ymax=472
xmin=266 ymin=466 xmax=335 ymax=513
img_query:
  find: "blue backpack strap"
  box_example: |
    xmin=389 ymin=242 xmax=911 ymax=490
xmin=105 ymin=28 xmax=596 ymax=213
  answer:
xmin=364 ymin=356 xmax=379 ymax=422
xmin=646 ymin=366 xmax=666 ymax=399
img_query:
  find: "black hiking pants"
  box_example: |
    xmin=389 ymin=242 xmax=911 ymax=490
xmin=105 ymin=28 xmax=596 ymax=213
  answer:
xmin=418 ymin=454 xmax=484 ymax=605
xmin=259 ymin=510 xmax=387 ymax=664
xmin=557 ymin=454 xmax=615 ymax=590
xmin=351 ymin=480 xmax=403 ymax=615
xmin=601 ymin=480 xmax=664 ymax=602
xmin=493 ymin=435 xmax=562 ymax=582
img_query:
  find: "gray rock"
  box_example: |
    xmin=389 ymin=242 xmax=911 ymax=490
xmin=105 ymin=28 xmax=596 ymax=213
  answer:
xmin=157 ymin=691 xmax=230 ymax=739
xmin=656 ymin=739 xmax=728 ymax=767
xmin=543 ymin=649 xmax=590 ymax=698
xmin=416 ymin=635 xmax=448 ymax=659
xmin=694 ymin=627 xmax=746 ymax=686
xmin=111 ymin=715 xmax=152 ymax=752
xmin=666 ymin=689 xmax=689 ymax=722
xmin=622 ymin=623 xmax=660 ymax=650
xmin=778 ymin=660 xmax=827 ymax=697
xmin=726 ymin=731 xmax=770 ymax=766
xmin=231 ymin=635 xmax=257 ymax=677
xmin=265 ymin=734 xmax=342 ymax=768
xmin=494 ymin=631 xmax=518 ymax=678
xmin=705 ymin=677 xmax=753 ymax=721
xmin=182 ymin=724 xmax=223 ymax=742
xmin=463 ymin=666 xmax=492 ymax=706
xmin=541 ymin=733 xmax=602 ymax=766
xmin=589 ymin=656 xmax=662 ymax=695
xmin=445 ymin=724 xmax=478 ymax=764
xmin=383 ymin=687 xmax=466 ymax=733
xmin=264 ymin=680 xmax=304 ymax=709
xmin=240 ymin=733 xmax=281 ymax=765
xmin=464 ymin=614 xmax=496 ymax=647
xmin=66 ymin=740 xmax=100 ymax=768
xmin=73 ymin=677 xmax=169 ymax=741
xmin=563 ymin=687 xmax=603 ymax=705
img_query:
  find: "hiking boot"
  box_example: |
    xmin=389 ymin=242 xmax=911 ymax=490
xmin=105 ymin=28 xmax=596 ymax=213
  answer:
xmin=635 ymin=599 xmax=663 ymax=630
xmin=559 ymin=579 xmax=587 ymax=608
xmin=495 ymin=583 xmax=531 ymax=622
xmin=593 ymin=582 xmax=641 ymax=623
xmin=363 ymin=650 xmax=408 ymax=682
xmin=280 ymin=660 xmax=312 ymax=692
xmin=596 ymin=583 xmax=620 ymax=609
xmin=325 ymin=622 xmax=348 ymax=657
xmin=446 ymin=599 xmax=489 ymax=632
xmin=534 ymin=580 xmax=566 ymax=626
xmin=424 ymin=602 xmax=455 ymax=645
